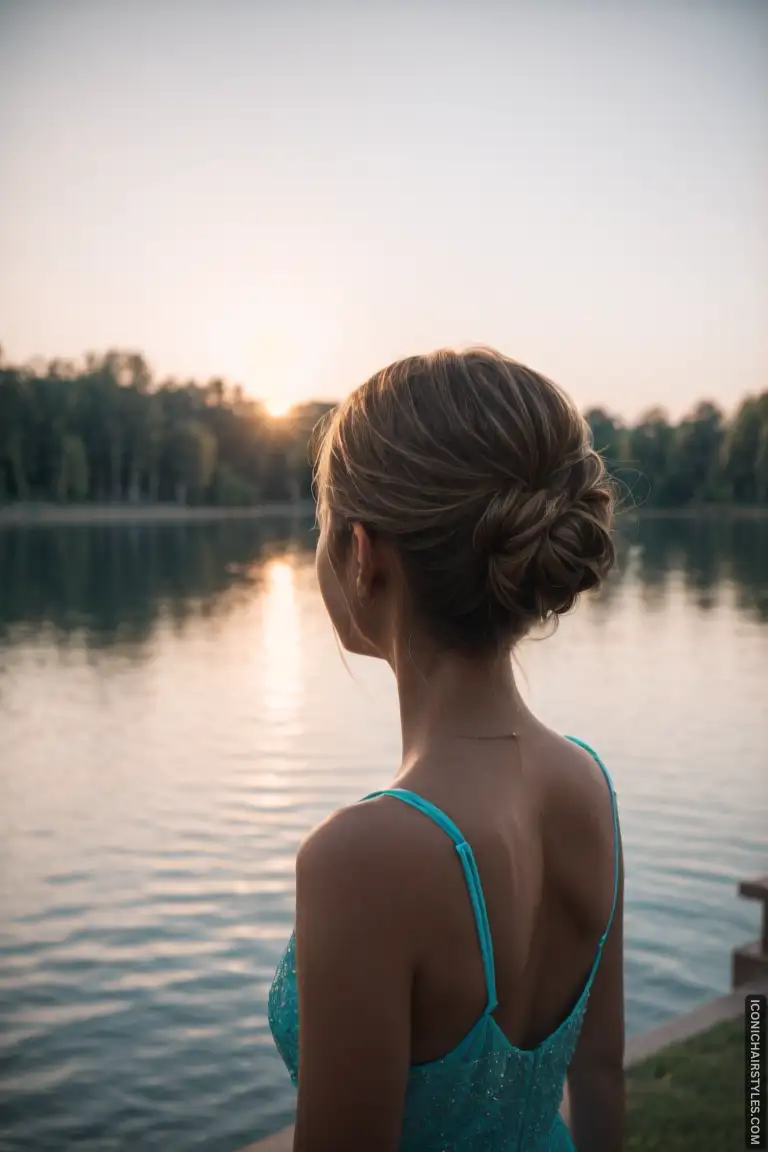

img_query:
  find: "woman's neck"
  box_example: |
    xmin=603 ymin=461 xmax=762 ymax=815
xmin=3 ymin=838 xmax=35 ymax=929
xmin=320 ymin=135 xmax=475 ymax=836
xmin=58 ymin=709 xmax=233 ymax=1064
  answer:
xmin=391 ymin=638 xmax=527 ymax=765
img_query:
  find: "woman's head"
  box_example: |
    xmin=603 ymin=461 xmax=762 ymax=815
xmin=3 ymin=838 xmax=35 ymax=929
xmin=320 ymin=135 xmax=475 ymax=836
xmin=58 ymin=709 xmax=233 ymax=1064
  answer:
xmin=314 ymin=347 xmax=615 ymax=659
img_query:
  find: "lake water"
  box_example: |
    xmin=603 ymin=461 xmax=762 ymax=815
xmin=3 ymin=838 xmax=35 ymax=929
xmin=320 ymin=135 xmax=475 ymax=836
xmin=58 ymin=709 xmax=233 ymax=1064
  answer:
xmin=0 ymin=515 xmax=766 ymax=1151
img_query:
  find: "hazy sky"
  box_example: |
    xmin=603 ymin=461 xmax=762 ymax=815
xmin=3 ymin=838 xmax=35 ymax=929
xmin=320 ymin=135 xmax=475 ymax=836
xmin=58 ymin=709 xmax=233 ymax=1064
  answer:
xmin=1 ymin=0 xmax=766 ymax=418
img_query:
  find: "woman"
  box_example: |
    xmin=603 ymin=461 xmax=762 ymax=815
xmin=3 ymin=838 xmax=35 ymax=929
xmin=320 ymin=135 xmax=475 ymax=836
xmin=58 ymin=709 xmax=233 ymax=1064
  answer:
xmin=268 ymin=348 xmax=624 ymax=1152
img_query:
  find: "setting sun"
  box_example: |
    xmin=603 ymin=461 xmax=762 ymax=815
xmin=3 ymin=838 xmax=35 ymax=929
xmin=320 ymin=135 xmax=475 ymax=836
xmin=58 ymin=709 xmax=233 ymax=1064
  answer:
xmin=265 ymin=396 xmax=293 ymax=419
xmin=202 ymin=277 xmax=339 ymax=422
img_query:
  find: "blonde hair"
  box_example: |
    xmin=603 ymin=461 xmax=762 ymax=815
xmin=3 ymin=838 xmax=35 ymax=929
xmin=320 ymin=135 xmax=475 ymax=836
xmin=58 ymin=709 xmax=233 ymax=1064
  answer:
xmin=315 ymin=347 xmax=615 ymax=653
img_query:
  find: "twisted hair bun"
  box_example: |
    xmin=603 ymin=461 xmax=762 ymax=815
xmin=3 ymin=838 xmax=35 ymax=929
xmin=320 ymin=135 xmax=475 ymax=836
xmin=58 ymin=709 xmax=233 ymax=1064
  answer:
xmin=474 ymin=454 xmax=615 ymax=623
xmin=316 ymin=347 xmax=616 ymax=652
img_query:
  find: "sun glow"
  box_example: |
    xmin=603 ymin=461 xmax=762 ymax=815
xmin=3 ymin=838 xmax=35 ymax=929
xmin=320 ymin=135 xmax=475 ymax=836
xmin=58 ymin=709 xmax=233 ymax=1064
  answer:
xmin=264 ymin=396 xmax=294 ymax=419
xmin=204 ymin=277 xmax=338 ymax=422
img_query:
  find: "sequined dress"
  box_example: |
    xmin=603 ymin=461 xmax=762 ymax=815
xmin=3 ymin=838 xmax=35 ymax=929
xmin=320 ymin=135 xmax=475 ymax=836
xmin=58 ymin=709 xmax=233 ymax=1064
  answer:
xmin=268 ymin=737 xmax=619 ymax=1151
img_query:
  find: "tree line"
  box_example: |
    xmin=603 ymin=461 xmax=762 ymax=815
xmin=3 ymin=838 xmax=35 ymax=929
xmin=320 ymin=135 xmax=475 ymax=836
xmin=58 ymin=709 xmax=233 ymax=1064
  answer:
xmin=589 ymin=398 xmax=768 ymax=508
xmin=0 ymin=348 xmax=334 ymax=507
xmin=0 ymin=348 xmax=766 ymax=508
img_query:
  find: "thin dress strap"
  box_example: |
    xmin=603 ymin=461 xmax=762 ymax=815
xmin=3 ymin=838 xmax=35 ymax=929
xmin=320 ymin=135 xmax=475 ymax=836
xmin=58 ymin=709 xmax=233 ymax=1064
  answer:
xmin=361 ymin=788 xmax=498 ymax=1015
xmin=565 ymin=735 xmax=620 ymax=965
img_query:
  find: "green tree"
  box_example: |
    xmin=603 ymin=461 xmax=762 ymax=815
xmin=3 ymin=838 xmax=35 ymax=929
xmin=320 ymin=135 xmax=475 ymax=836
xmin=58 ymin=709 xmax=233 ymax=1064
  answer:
xmin=0 ymin=368 xmax=31 ymax=499
xmin=721 ymin=394 xmax=768 ymax=504
xmin=168 ymin=419 xmax=218 ymax=504
xmin=78 ymin=354 xmax=123 ymax=500
xmin=56 ymin=434 xmax=89 ymax=500
xmin=211 ymin=464 xmax=260 ymax=506
xmin=143 ymin=394 xmax=166 ymax=503
xmin=756 ymin=418 xmax=768 ymax=503
xmin=668 ymin=401 xmax=726 ymax=505
xmin=625 ymin=407 xmax=674 ymax=507
xmin=584 ymin=408 xmax=627 ymax=471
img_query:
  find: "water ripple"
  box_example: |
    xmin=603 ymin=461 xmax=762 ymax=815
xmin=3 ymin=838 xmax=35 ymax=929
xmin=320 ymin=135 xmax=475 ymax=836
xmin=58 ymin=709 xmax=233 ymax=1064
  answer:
xmin=1 ymin=529 xmax=766 ymax=1150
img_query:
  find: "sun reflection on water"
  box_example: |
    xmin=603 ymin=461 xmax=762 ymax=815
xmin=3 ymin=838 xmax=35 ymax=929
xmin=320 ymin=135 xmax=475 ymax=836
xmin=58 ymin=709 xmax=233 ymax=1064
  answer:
xmin=258 ymin=558 xmax=303 ymax=738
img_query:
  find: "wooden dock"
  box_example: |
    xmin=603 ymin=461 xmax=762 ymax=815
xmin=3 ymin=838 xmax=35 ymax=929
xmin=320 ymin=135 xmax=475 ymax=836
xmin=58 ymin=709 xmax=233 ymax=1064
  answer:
xmin=732 ymin=874 xmax=768 ymax=988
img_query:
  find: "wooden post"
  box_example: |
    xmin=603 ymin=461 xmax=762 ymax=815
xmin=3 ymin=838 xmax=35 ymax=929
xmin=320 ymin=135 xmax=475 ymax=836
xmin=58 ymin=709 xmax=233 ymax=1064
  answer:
xmin=732 ymin=875 xmax=768 ymax=988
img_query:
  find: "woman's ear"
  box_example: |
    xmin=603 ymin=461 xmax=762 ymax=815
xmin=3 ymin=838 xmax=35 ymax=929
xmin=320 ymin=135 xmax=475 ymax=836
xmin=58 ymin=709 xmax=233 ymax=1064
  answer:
xmin=351 ymin=523 xmax=374 ymax=604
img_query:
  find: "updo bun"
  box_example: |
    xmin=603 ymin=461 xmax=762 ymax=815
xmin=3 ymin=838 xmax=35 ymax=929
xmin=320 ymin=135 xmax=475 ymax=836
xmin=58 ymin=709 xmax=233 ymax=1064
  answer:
xmin=476 ymin=454 xmax=614 ymax=623
xmin=316 ymin=347 xmax=615 ymax=652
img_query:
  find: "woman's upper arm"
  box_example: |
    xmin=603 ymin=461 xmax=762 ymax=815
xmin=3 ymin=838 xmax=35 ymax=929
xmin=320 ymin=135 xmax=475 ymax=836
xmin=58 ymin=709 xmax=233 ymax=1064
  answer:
xmin=571 ymin=833 xmax=625 ymax=1078
xmin=566 ymin=831 xmax=625 ymax=1151
xmin=292 ymin=808 xmax=413 ymax=1152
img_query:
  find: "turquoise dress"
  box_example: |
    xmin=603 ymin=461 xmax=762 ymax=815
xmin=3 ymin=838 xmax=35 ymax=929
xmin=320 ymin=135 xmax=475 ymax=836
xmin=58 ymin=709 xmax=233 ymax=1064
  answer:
xmin=268 ymin=737 xmax=619 ymax=1151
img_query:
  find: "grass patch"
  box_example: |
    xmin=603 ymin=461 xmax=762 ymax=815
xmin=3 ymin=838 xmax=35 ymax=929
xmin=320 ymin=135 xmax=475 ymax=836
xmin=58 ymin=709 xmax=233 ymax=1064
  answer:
xmin=627 ymin=1015 xmax=744 ymax=1151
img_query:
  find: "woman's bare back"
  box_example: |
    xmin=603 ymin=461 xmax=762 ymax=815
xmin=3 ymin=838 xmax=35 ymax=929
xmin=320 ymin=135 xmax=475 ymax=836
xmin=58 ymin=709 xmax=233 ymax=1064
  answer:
xmin=378 ymin=724 xmax=620 ymax=1065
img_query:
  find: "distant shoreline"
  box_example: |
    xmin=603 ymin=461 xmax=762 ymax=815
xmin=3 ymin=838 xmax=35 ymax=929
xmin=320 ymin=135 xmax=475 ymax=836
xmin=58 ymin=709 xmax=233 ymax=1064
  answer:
xmin=619 ymin=504 xmax=768 ymax=521
xmin=0 ymin=501 xmax=317 ymax=527
xmin=0 ymin=500 xmax=767 ymax=527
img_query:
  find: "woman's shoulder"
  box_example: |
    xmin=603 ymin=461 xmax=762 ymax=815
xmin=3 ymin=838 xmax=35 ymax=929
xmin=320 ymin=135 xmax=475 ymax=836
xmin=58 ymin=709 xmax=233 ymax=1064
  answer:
xmin=296 ymin=793 xmax=441 ymax=906
xmin=540 ymin=731 xmax=616 ymax=812
xmin=539 ymin=733 xmax=619 ymax=910
xmin=293 ymin=795 xmax=443 ymax=972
